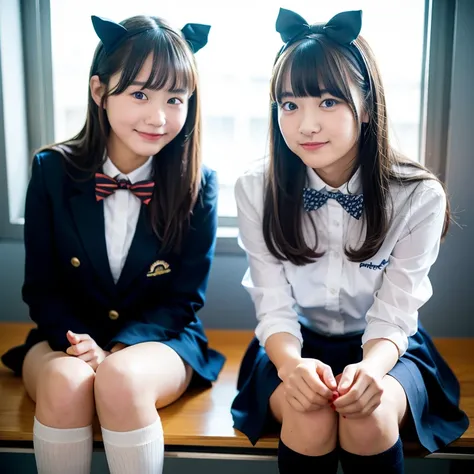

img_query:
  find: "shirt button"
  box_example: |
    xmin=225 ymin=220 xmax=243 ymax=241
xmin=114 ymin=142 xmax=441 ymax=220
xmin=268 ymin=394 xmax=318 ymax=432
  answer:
xmin=108 ymin=310 xmax=119 ymax=320
xmin=329 ymin=288 xmax=337 ymax=295
xmin=333 ymin=220 xmax=340 ymax=227
xmin=70 ymin=257 xmax=80 ymax=268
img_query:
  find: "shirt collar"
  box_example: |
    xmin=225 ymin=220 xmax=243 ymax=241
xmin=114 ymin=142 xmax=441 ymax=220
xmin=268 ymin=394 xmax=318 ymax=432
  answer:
xmin=102 ymin=156 xmax=154 ymax=184
xmin=306 ymin=166 xmax=362 ymax=195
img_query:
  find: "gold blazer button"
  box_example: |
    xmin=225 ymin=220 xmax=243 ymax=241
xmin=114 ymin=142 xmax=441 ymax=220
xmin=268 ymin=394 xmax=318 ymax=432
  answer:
xmin=70 ymin=257 xmax=81 ymax=268
xmin=108 ymin=310 xmax=119 ymax=320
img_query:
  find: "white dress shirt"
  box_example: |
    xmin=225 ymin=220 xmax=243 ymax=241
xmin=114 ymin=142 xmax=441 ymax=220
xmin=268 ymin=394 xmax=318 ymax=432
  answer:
xmin=102 ymin=156 xmax=153 ymax=283
xmin=235 ymin=163 xmax=447 ymax=356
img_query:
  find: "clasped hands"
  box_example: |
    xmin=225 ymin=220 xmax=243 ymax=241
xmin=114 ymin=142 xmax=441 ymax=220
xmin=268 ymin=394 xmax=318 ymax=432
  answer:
xmin=65 ymin=331 xmax=127 ymax=371
xmin=277 ymin=357 xmax=384 ymax=419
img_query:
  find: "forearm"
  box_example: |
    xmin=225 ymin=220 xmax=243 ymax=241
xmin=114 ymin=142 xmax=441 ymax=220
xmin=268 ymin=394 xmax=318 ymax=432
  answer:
xmin=362 ymin=338 xmax=399 ymax=376
xmin=265 ymin=332 xmax=302 ymax=373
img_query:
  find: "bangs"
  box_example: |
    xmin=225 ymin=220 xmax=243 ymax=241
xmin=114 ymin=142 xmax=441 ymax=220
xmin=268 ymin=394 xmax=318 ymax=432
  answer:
xmin=111 ymin=29 xmax=196 ymax=95
xmin=272 ymin=38 xmax=355 ymax=106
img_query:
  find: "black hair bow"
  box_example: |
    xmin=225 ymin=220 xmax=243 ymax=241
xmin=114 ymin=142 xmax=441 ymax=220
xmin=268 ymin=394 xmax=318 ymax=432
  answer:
xmin=91 ymin=15 xmax=211 ymax=55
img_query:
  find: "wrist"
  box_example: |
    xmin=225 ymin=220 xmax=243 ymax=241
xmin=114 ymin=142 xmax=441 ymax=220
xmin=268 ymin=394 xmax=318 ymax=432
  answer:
xmin=265 ymin=333 xmax=302 ymax=374
xmin=277 ymin=355 xmax=303 ymax=380
xmin=360 ymin=358 xmax=386 ymax=378
xmin=361 ymin=338 xmax=399 ymax=377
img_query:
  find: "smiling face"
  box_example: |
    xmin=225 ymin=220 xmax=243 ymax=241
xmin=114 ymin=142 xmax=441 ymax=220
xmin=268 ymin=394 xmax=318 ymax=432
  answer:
xmin=276 ymin=74 xmax=365 ymax=183
xmin=271 ymin=36 xmax=369 ymax=186
xmin=89 ymin=22 xmax=198 ymax=170
xmin=96 ymin=54 xmax=190 ymax=164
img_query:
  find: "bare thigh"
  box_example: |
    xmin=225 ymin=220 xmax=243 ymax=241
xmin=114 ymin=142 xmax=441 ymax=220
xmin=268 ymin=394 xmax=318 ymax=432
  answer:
xmin=94 ymin=342 xmax=193 ymax=431
xmin=99 ymin=342 xmax=193 ymax=408
xmin=149 ymin=343 xmax=194 ymax=408
xmin=94 ymin=342 xmax=194 ymax=431
xmin=269 ymin=382 xmax=285 ymax=423
xmin=22 ymin=341 xmax=96 ymax=427
xmin=22 ymin=341 xmax=75 ymax=402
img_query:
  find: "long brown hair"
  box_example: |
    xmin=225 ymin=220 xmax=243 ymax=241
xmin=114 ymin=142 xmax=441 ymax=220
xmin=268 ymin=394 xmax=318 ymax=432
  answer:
xmin=39 ymin=15 xmax=202 ymax=253
xmin=263 ymin=33 xmax=450 ymax=266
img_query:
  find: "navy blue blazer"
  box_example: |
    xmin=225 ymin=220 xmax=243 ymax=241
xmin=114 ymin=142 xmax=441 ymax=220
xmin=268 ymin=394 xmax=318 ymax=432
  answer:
xmin=2 ymin=150 xmax=225 ymax=382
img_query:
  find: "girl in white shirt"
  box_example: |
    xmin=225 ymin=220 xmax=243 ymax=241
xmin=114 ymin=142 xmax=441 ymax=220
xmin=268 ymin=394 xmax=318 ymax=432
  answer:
xmin=231 ymin=8 xmax=468 ymax=474
xmin=1 ymin=14 xmax=224 ymax=474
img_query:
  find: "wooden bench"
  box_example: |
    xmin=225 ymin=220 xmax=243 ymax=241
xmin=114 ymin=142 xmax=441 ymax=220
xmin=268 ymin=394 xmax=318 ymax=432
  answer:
xmin=1 ymin=322 xmax=473 ymax=464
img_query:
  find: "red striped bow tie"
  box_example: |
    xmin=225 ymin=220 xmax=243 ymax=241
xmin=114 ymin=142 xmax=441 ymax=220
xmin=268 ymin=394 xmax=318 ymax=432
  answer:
xmin=95 ymin=173 xmax=155 ymax=205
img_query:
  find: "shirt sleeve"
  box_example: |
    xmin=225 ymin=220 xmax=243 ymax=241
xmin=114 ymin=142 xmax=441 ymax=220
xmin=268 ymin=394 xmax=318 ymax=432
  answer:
xmin=235 ymin=173 xmax=303 ymax=347
xmin=362 ymin=181 xmax=447 ymax=356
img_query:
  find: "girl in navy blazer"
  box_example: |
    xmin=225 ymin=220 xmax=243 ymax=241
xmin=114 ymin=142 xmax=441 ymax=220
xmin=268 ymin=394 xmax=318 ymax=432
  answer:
xmin=1 ymin=13 xmax=225 ymax=474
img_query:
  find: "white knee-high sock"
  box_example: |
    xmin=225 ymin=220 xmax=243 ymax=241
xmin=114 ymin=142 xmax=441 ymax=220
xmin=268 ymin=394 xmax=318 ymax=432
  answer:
xmin=33 ymin=416 xmax=93 ymax=474
xmin=101 ymin=417 xmax=164 ymax=474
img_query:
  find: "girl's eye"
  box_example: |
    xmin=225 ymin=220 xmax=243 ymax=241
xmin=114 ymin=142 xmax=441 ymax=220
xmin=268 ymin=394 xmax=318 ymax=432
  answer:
xmin=321 ymin=98 xmax=339 ymax=108
xmin=168 ymin=97 xmax=184 ymax=105
xmin=132 ymin=91 xmax=147 ymax=100
xmin=281 ymin=101 xmax=297 ymax=111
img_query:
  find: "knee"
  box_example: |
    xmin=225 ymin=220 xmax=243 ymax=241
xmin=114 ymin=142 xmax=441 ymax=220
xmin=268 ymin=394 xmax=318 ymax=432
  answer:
xmin=94 ymin=353 xmax=146 ymax=413
xmin=36 ymin=357 xmax=95 ymax=422
xmin=282 ymin=401 xmax=337 ymax=449
xmin=339 ymin=408 xmax=399 ymax=455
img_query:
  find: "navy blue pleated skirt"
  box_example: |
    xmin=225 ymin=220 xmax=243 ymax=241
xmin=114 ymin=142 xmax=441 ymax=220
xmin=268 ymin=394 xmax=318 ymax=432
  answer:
xmin=1 ymin=323 xmax=225 ymax=389
xmin=230 ymin=322 xmax=469 ymax=453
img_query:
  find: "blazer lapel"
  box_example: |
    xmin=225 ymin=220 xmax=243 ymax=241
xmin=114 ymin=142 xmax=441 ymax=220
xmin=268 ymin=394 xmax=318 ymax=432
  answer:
xmin=116 ymin=205 xmax=160 ymax=292
xmin=69 ymin=177 xmax=117 ymax=297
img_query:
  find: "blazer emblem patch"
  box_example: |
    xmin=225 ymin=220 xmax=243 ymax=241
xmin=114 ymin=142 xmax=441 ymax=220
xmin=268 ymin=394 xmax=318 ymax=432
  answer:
xmin=147 ymin=260 xmax=171 ymax=277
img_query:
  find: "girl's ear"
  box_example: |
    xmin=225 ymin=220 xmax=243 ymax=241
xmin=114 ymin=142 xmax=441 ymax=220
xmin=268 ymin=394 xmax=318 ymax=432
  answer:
xmin=90 ymin=75 xmax=106 ymax=108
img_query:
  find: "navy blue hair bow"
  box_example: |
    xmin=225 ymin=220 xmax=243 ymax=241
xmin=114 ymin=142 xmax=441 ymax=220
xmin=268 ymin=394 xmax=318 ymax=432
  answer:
xmin=91 ymin=15 xmax=210 ymax=55
xmin=275 ymin=8 xmax=369 ymax=80
xmin=276 ymin=8 xmax=362 ymax=53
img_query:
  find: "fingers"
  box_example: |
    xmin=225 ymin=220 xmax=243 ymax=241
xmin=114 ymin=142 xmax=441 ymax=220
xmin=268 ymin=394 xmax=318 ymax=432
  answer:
xmin=66 ymin=339 xmax=96 ymax=356
xmin=320 ymin=365 xmax=338 ymax=391
xmin=338 ymin=391 xmax=382 ymax=419
xmin=301 ymin=364 xmax=334 ymax=399
xmin=66 ymin=331 xmax=80 ymax=345
xmin=284 ymin=388 xmax=329 ymax=413
xmin=75 ymin=349 xmax=98 ymax=363
xmin=289 ymin=376 xmax=332 ymax=408
xmin=76 ymin=349 xmax=107 ymax=372
xmin=281 ymin=359 xmax=339 ymax=412
xmin=334 ymin=373 xmax=370 ymax=408
xmin=285 ymin=394 xmax=307 ymax=413
xmin=285 ymin=362 xmax=337 ymax=412
xmin=337 ymin=364 xmax=358 ymax=396
xmin=335 ymin=383 xmax=380 ymax=415
xmin=67 ymin=331 xmax=91 ymax=345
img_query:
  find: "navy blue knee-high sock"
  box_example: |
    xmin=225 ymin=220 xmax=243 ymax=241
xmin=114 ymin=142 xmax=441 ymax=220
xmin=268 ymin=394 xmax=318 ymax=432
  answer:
xmin=278 ymin=438 xmax=339 ymax=473
xmin=339 ymin=437 xmax=404 ymax=474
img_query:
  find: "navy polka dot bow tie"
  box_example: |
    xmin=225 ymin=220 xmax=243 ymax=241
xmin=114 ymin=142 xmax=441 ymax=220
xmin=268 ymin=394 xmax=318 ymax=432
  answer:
xmin=303 ymin=187 xmax=364 ymax=219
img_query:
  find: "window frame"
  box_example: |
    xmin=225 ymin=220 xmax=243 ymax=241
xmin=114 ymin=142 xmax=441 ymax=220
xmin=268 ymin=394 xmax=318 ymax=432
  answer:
xmin=0 ymin=0 xmax=455 ymax=255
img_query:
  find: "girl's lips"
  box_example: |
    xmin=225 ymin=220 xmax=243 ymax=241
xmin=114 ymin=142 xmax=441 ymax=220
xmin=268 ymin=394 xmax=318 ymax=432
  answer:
xmin=136 ymin=131 xmax=165 ymax=141
xmin=300 ymin=141 xmax=328 ymax=151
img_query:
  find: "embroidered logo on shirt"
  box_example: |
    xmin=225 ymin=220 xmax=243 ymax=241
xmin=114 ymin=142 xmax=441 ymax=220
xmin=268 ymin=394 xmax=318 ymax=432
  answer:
xmin=359 ymin=259 xmax=389 ymax=270
xmin=147 ymin=260 xmax=171 ymax=277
